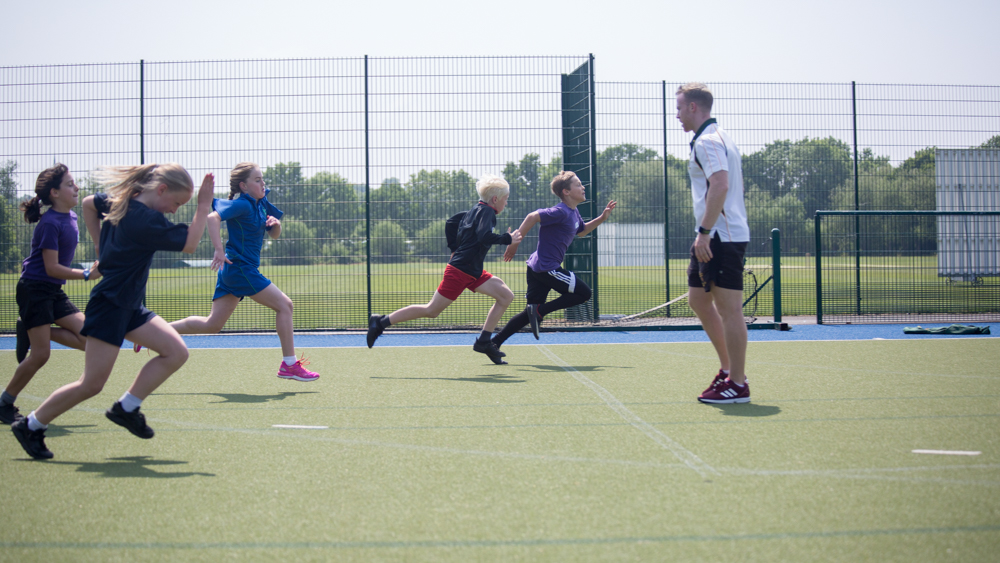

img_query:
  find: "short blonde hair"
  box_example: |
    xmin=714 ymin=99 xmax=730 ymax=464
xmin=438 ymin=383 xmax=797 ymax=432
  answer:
xmin=676 ymin=82 xmax=713 ymax=112
xmin=475 ymin=173 xmax=509 ymax=203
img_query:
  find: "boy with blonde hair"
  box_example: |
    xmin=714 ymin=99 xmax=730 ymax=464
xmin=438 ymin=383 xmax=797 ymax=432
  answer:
xmin=367 ymin=174 xmax=522 ymax=364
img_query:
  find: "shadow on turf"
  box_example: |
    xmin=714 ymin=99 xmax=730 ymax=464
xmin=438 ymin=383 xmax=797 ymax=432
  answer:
xmin=706 ymin=403 xmax=781 ymax=417
xmin=520 ymin=364 xmax=622 ymax=373
xmin=17 ymin=455 xmax=215 ymax=478
xmin=155 ymin=391 xmax=318 ymax=404
xmin=44 ymin=424 xmax=98 ymax=438
xmin=371 ymin=375 xmax=525 ymax=384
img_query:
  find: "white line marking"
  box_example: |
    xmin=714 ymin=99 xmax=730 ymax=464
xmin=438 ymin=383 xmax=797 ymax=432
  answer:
xmin=272 ymin=424 xmax=329 ymax=430
xmin=535 ymin=344 xmax=719 ymax=477
xmin=912 ymin=449 xmax=981 ymax=456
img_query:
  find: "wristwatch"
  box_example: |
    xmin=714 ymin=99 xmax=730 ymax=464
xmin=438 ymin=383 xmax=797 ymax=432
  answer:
xmin=82 ymin=268 xmax=90 ymax=281
xmin=698 ymin=226 xmax=711 ymax=235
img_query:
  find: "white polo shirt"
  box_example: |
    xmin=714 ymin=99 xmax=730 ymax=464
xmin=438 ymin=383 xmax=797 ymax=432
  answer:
xmin=688 ymin=119 xmax=750 ymax=243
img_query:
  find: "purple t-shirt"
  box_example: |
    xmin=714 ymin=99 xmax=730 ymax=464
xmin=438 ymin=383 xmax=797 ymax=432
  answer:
xmin=20 ymin=209 xmax=79 ymax=285
xmin=525 ymin=202 xmax=584 ymax=272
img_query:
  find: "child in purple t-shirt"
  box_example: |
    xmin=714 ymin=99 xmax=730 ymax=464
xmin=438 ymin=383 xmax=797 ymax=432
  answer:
xmin=1 ymin=164 xmax=101 ymax=425
xmin=492 ymin=171 xmax=615 ymax=351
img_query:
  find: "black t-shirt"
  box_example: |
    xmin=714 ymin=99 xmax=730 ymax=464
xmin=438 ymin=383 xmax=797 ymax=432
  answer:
xmin=447 ymin=201 xmax=512 ymax=278
xmin=90 ymin=193 xmax=189 ymax=309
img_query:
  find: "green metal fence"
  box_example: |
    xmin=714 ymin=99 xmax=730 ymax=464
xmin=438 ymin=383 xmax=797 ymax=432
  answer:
xmin=2 ymin=57 xmax=999 ymax=331
xmin=815 ymin=211 xmax=1000 ymax=324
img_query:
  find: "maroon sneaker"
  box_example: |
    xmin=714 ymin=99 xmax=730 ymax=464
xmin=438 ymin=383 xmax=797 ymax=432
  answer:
xmin=698 ymin=377 xmax=750 ymax=404
xmin=701 ymin=369 xmax=729 ymax=395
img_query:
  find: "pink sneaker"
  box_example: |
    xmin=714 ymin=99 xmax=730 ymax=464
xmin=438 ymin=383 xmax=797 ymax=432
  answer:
xmin=277 ymin=356 xmax=320 ymax=382
xmin=698 ymin=377 xmax=750 ymax=404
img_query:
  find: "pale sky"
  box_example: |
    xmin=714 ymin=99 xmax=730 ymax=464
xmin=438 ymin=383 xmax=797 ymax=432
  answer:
xmin=2 ymin=0 xmax=997 ymax=84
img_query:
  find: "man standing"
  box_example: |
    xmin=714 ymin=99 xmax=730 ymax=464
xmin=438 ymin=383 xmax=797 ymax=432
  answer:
xmin=676 ymin=82 xmax=752 ymax=404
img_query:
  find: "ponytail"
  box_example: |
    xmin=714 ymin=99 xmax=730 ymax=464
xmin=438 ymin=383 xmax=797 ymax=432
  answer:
xmin=95 ymin=163 xmax=193 ymax=225
xmin=228 ymin=162 xmax=258 ymax=200
xmin=21 ymin=163 xmax=68 ymax=223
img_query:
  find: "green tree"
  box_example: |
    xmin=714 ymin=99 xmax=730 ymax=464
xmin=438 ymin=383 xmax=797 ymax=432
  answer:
xmin=370 ymin=178 xmax=414 ymax=235
xmin=412 ymin=219 xmax=448 ymax=260
xmin=0 ymin=161 xmax=20 ymax=273
xmin=979 ymin=135 xmax=1000 ymax=148
xmin=365 ymin=220 xmax=408 ymax=263
xmin=267 ymin=218 xmax=319 ymax=266
xmin=306 ymin=170 xmax=361 ymax=240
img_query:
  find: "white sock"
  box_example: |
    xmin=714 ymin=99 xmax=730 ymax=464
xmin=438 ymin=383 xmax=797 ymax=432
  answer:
xmin=27 ymin=411 xmax=47 ymax=431
xmin=283 ymin=356 xmax=297 ymax=366
xmin=119 ymin=392 xmax=143 ymax=413
xmin=721 ymin=369 xmax=730 ymax=375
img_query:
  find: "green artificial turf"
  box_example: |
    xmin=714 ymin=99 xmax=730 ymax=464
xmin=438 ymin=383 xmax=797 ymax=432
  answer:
xmin=2 ymin=338 xmax=998 ymax=562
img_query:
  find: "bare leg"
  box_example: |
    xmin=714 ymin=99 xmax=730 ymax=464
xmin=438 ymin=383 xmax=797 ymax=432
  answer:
xmin=49 ymin=312 xmax=86 ymax=351
xmin=6 ymin=325 xmax=55 ymax=397
xmin=170 ymin=294 xmax=240 ymax=335
xmin=471 ymin=277 xmax=514 ymax=333
xmin=709 ymin=286 xmax=747 ymax=384
xmin=123 ymin=316 xmax=190 ymax=399
xmin=388 ymin=292 xmax=455 ymax=324
xmin=33 ymin=336 xmax=119 ymax=425
xmin=688 ymin=287 xmax=731 ymax=371
xmin=247 ymin=284 xmax=295 ymax=358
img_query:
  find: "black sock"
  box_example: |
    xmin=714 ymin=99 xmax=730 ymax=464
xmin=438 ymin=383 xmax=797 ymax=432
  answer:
xmin=379 ymin=315 xmax=392 ymax=328
xmin=478 ymin=330 xmax=491 ymax=343
xmin=493 ymin=311 xmax=529 ymax=347
xmin=0 ymin=390 xmax=14 ymax=407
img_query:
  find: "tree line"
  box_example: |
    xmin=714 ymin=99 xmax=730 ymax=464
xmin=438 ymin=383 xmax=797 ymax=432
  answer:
xmin=1 ymin=134 xmax=997 ymax=271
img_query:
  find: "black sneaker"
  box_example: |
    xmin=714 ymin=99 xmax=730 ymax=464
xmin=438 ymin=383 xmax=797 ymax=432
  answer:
xmin=525 ymin=304 xmax=541 ymax=340
xmin=0 ymin=402 xmax=23 ymax=425
xmin=105 ymin=401 xmax=154 ymax=439
xmin=367 ymin=314 xmax=385 ymax=349
xmin=11 ymin=418 xmax=53 ymax=460
xmin=473 ymin=338 xmax=507 ymax=365
xmin=15 ymin=318 xmax=29 ymax=363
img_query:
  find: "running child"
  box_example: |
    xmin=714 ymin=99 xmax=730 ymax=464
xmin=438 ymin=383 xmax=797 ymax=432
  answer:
xmin=492 ymin=171 xmax=615 ymax=351
xmin=366 ymin=173 xmax=522 ymax=364
xmin=11 ymin=163 xmax=214 ymax=460
xmin=1 ymin=164 xmax=100 ymax=425
xmin=138 ymin=162 xmax=319 ymax=382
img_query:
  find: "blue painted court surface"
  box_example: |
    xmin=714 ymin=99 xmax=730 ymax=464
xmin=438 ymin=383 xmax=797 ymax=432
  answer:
xmin=2 ymin=322 xmax=994 ymax=350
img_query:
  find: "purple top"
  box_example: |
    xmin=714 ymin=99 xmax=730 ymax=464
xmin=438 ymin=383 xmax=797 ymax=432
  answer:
xmin=525 ymin=202 xmax=584 ymax=272
xmin=21 ymin=209 xmax=79 ymax=285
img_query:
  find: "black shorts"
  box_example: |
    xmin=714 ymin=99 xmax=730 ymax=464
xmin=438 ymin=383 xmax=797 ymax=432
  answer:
xmin=80 ymin=294 xmax=157 ymax=347
xmin=16 ymin=278 xmax=81 ymax=330
xmin=525 ymin=266 xmax=591 ymax=304
xmin=688 ymin=234 xmax=748 ymax=292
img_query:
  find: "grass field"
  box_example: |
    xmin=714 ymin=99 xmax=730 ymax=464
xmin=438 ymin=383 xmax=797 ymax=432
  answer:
xmin=2 ymin=336 xmax=999 ymax=561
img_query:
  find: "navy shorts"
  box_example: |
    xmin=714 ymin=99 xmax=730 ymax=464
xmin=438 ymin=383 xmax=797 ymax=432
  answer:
xmin=80 ymin=294 xmax=157 ymax=346
xmin=214 ymin=263 xmax=272 ymax=300
xmin=688 ymin=234 xmax=747 ymax=292
xmin=16 ymin=278 xmax=81 ymax=330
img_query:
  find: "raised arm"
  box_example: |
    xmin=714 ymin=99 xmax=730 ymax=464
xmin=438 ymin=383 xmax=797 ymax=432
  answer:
xmin=578 ymin=200 xmax=617 ymax=237
xmin=182 ymin=173 xmax=215 ymax=254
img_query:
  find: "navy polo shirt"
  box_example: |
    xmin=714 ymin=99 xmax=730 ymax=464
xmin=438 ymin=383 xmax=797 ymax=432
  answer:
xmin=90 ymin=193 xmax=189 ymax=309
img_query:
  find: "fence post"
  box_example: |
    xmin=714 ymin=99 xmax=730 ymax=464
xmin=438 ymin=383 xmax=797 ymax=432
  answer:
xmin=662 ymin=80 xmax=671 ymax=316
xmin=588 ymin=54 xmax=599 ymax=322
xmin=364 ymin=55 xmax=372 ymax=319
xmin=771 ymin=228 xmax=782 ymax=323
xmin=139 ymin=60 xmax=145 ymax=164
xmin=815 ymin=213 xmax=823 ymax=324
xmin=852 ymin=81 xmax=861 ymax=315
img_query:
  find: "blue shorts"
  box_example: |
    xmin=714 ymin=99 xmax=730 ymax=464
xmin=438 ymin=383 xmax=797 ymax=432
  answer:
xmin=16 ymin=278 xmax=81 ymax=329
xmin=80 ymin=294 xmax=157 ymax=346
xmin=214 ymin=263 xmax=271 ymax=300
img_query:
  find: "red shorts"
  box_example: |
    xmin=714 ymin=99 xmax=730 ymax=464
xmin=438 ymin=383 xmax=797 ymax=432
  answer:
xmin=437 ymin=264 xmax=493 ymax=300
